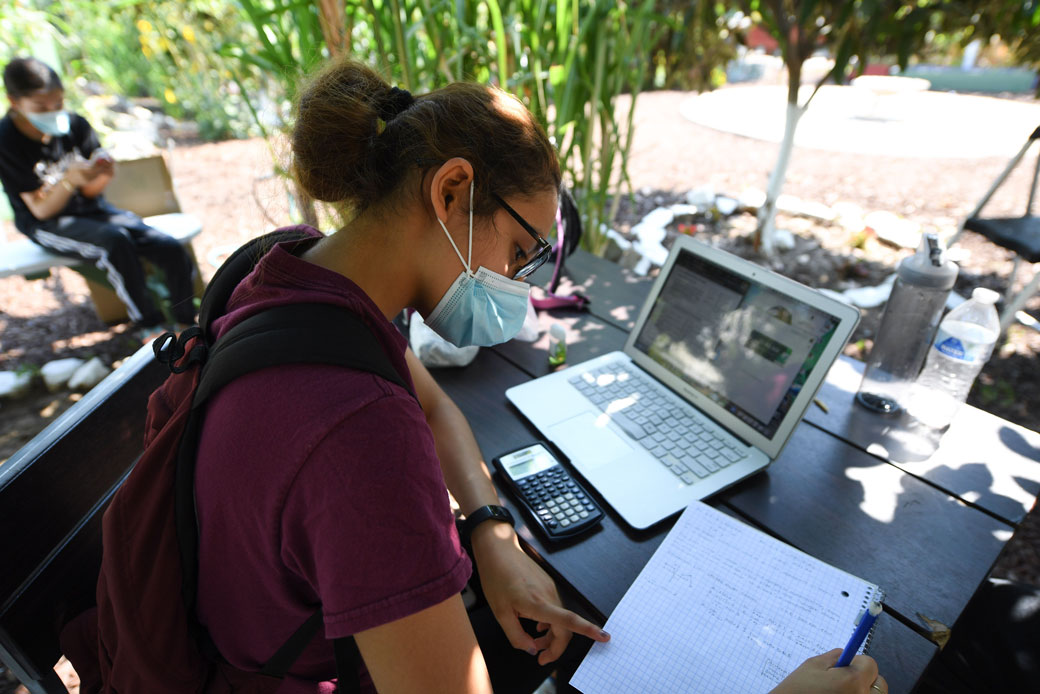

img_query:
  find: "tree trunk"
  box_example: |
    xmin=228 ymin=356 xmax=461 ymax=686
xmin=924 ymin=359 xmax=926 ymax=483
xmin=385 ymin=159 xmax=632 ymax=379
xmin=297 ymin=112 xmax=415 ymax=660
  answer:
xmin=757 ymin=96 xmax=806 ymax=255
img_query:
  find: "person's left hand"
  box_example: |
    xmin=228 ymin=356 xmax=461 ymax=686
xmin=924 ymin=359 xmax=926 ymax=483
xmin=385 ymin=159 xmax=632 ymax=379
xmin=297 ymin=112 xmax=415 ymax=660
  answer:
xmin=470 ymin=522 xmax=610 ymax=665
xmin=89 ymin=154 xmax=114 ymax=177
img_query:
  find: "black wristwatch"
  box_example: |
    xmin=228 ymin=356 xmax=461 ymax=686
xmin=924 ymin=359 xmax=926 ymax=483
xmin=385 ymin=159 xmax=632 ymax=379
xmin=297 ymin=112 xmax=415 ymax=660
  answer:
xmin=462 ymin=504 xmax=515 ymax=546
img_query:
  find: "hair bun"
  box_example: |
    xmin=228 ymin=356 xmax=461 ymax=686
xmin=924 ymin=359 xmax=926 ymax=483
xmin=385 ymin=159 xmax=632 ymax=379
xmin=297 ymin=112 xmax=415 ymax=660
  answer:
xmin=377 ymin=86 xmax=414 ymax=123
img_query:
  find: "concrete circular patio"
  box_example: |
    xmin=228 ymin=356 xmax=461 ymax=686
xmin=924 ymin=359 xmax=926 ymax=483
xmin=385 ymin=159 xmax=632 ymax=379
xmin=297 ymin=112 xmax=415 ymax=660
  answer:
xmin=680 ymin=84 xmax=1040 ymax=159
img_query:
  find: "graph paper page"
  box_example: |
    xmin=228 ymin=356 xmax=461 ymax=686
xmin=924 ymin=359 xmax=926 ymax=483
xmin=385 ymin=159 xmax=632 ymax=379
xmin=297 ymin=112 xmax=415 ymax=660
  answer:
xmin=570 ymin=501 xmax=883 ymax=693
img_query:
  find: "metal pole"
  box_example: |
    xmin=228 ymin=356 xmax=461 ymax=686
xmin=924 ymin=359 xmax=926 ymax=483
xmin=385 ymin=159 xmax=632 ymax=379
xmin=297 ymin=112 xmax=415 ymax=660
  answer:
xmin=1027 ymin=147 xmax=1040 ymax=217
xmin=950 ymin=137 xmax=1036 ymax=246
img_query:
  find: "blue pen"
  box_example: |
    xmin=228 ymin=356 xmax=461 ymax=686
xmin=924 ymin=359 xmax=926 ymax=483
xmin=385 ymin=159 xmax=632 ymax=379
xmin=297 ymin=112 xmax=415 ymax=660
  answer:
xmin=836 ymin=601 xmax=882 ymax=667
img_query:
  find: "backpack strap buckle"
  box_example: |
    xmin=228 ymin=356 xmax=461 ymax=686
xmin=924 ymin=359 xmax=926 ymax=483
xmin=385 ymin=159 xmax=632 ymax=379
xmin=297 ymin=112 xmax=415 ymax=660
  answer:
xmin=154 ymin=326 xmax=208 ymax=374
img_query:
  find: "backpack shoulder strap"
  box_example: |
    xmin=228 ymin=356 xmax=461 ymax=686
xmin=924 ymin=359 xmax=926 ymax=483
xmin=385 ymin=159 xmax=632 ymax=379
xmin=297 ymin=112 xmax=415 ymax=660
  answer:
xmin=195 ymin=303 xmax=414 ymax=406
xmin=198 ymin=229 xmax=317 ymax=340
xmin=175 ymin=302 xmax=410 ymax=691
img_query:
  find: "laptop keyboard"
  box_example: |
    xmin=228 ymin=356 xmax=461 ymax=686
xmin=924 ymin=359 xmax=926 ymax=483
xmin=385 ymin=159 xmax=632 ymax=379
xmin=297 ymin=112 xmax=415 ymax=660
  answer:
xmin=567 ymin=363 xmax=748 ymax=485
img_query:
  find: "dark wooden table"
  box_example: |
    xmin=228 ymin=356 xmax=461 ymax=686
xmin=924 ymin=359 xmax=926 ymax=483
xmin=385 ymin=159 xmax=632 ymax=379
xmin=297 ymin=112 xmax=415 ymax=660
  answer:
xmin=430 ymin=251 xmax=1040 ymax=694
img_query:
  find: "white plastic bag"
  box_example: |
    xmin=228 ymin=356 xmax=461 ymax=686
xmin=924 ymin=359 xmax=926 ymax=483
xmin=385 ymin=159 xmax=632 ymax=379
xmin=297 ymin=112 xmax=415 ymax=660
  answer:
xmin=408 ymin=312 xmax=480 ymax=368
xmin=513 ymin=297 xmax=541 ymax=343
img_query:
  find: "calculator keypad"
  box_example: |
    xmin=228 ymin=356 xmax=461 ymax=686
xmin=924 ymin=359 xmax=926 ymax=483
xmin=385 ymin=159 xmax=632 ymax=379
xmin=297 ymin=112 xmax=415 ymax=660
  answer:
xmin=515 ymin=468 xmax=598 ymax=530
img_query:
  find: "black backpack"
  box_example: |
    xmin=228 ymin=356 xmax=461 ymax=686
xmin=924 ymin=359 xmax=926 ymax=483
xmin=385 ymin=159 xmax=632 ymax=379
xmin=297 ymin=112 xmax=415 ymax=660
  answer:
xmin=87 ymin=229 xmax=415 ymax=693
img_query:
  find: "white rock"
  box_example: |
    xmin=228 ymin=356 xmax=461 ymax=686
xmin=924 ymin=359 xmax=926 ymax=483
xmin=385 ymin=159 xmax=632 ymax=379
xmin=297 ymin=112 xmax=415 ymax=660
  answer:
xmin=738 ymin=187 xmax=766 ymax=211
xmin=865 ymin=210 xmax=921 ymax=249
xmin=633 ymin=256 xmax=654 ymax=277
xmin=604 ymin=228 xmax=632 ymax=251
xmin=715 ymin=196 xmax=739 ymax=216
xmin=832 ymin=201 xmax=866 ymax=233
xmin=841 ymin=273 xmax=897 ymax=309
xmin=773 ymin=228 xmax=797 ymax=252
xmin=630 ymin=207 xmax=672 ymax=273
xmin=685 ymin=184 xmax=715 ymax=208
xmin=945 ymin=245 xmax=972 ymax=263
xmin=776 ymin=194 xmax=837 ymax=222
xmin=818 ymin=288 xmax=848 ymax=304
xmin=832 ymin=201 xmax=864 ymax=219
xmin=68 ymin=357 xmax=111 ymax=391
xmin=632 ymin=207 xmax=674 ymax=242
xmin=668 ymin=204 xmax=702 ymax=217
xmin=0 ymin=370 xmax=33 ymax=399
xmin=40 ymin=358 xmax=85 ymax=392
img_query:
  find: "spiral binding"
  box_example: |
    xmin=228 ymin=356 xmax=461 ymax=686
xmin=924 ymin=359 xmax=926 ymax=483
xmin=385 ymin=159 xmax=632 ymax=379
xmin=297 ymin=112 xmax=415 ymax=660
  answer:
xmin=860 ymin=587 xmax=885 ymax=654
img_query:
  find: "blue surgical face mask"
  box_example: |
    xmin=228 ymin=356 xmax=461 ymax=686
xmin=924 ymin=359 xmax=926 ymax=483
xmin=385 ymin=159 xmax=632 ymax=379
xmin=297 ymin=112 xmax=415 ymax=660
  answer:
xmin=425 ymin=180 xmax=531 ymax=347
xmin=23 ymin=109 xmax=70 ymax=136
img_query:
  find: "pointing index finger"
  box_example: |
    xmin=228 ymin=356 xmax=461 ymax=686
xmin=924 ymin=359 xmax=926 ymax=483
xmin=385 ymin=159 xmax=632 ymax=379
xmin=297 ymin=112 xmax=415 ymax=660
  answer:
xmin=523 ymin=601 xmax=610 ymax=643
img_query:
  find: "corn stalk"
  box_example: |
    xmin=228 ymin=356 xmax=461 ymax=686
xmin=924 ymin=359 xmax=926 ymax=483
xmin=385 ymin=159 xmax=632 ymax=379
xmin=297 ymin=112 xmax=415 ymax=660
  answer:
xmin=221 ymin=0 xmax=662 ymax=251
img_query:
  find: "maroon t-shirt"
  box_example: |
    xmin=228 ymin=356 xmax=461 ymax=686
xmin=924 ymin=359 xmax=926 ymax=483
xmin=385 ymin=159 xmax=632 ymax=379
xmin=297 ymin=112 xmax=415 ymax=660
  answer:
xmin=194 ymin=227 xmax=471 ymax=692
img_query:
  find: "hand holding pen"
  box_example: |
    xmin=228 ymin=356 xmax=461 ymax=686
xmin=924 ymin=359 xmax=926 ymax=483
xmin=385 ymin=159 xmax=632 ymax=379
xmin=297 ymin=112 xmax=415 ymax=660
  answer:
xmin=768 ymin=601 xmax=887 ymax=694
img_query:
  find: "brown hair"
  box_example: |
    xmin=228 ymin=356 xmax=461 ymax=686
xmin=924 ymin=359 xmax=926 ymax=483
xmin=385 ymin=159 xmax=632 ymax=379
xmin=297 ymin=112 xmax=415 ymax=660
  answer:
xmin=290 ymin=58 xmax=560 ymax=219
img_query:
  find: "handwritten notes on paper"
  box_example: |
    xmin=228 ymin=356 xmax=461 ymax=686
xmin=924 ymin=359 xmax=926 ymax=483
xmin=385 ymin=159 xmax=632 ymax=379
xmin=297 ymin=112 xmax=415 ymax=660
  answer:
xmin=571 ymin=502 xmax=883 ymax=693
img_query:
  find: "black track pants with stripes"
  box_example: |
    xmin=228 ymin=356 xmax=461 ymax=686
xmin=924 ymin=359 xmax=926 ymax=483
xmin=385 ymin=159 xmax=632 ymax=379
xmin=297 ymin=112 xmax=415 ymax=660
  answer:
xmin=28 ymin=206 xmax=195 ymax=326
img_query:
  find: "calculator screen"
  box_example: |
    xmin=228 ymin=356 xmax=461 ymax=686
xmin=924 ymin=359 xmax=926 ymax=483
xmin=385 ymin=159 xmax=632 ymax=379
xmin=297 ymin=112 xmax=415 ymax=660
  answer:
xmin=506 ymin=447 xmax=555 ymax=478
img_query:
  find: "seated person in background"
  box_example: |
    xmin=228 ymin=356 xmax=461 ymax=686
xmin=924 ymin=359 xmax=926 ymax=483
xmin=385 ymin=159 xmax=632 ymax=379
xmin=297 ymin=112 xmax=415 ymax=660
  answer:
xmin=0 ymin=56 xmax=195 ymax=330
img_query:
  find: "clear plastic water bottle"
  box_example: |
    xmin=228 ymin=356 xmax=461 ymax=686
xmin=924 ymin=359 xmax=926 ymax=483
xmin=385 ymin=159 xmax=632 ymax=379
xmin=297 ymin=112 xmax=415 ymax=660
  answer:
xmin=909 ymin=287 xmax=1001 ymax=431
xmin=856 ymin=233 xmax=958 ymax=414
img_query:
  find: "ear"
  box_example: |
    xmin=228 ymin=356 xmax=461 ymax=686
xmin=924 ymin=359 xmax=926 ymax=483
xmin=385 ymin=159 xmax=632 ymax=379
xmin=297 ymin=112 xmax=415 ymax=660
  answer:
xmin=429 ymin=157 xmax=474 ymax=223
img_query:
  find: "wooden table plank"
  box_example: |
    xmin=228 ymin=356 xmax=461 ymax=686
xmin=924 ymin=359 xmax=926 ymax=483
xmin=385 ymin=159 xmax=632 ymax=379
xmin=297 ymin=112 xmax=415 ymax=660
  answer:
xmin=529 ymin=250 xmax=654 ymax=333
xmin=719 ymin=421 xmax=1010 ymax=634
xmin=868 ymin=615 xmax=937 ymax=694
xmin=805 ymin=356 xmax=1040 ymax=526
xmin=494 ymin=309 xmax=628 ymax=378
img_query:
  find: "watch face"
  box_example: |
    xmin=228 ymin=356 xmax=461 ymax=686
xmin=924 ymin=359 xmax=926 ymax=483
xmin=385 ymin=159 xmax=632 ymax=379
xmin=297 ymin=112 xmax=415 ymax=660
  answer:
xmin=492 ymin=506 xmax=514 ymax=523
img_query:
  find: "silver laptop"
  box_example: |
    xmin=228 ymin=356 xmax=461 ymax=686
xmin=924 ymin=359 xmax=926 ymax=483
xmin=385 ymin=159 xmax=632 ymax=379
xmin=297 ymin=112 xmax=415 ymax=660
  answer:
xmin=506 ymin=237 xmax=860 ymax=529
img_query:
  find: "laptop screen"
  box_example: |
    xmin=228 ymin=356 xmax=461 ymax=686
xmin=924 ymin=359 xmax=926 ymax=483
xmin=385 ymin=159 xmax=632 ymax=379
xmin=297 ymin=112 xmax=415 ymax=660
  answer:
xmin=632 ymin=248 xmax=841 ymax=439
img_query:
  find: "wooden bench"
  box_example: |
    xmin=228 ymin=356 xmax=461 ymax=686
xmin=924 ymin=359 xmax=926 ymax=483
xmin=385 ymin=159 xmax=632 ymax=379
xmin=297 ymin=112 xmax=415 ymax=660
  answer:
xmin=0 ymin=344 xmax=165 ymax=694
xmin=0 ymin=154 xmax=205 ymax=323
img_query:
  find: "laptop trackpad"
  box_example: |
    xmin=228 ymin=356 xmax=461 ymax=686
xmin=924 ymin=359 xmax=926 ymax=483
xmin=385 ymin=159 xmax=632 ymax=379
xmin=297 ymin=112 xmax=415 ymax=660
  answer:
xmin=547 ymin=412 xmax=633 ymax=471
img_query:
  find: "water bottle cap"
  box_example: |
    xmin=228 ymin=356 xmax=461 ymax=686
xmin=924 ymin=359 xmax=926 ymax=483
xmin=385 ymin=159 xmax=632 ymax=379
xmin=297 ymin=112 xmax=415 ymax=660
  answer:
xmin=549 ymin=324 xmax=566 ymax=340
xmin=899 ymin=233 xmax=958 ymax=289
xmin=971 ymin=287 xmax=1000 ymax=305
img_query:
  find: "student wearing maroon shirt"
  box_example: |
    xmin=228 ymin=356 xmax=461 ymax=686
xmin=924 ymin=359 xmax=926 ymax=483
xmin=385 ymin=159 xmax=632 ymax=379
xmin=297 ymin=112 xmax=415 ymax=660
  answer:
xmin=191 ymin=58 xmax=887 ymax=694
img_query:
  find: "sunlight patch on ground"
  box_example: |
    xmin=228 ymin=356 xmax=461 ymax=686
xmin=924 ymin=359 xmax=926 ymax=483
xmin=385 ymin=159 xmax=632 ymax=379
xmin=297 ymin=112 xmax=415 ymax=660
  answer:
xmin=51 ymin=330 xmax=119 ymax=352
xmin=681 ymin=85 xmax=1040 ymax=158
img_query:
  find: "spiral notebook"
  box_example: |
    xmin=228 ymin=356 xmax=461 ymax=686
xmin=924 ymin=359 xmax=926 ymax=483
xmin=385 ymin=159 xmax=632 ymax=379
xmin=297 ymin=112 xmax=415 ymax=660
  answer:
xmin=571 ymin=502 xmax=884 ymax=693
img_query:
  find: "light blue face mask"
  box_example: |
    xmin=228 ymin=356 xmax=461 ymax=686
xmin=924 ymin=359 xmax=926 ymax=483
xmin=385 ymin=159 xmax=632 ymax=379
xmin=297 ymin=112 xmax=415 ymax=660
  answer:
xmin=425 ymin=180 xmax=531 ymax=348
xmin=23 ymin=109 xmax=70 ymax=136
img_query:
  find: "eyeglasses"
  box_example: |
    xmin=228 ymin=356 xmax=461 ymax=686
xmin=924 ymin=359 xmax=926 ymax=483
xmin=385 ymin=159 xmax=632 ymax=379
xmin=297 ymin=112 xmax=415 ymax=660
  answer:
xmin=490 ymin=192 xmax=553 ymax=280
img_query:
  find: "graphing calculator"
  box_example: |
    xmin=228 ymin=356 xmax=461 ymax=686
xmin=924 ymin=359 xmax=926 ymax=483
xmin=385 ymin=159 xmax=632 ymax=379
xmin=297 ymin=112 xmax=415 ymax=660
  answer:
xmin=492 ymin=442 xmax=604 ymax=540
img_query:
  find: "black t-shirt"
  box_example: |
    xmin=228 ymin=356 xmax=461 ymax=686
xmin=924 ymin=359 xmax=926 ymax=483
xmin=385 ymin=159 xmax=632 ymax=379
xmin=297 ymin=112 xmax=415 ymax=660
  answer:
xmin=0 ymin=111 xmax=105 ymax=234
